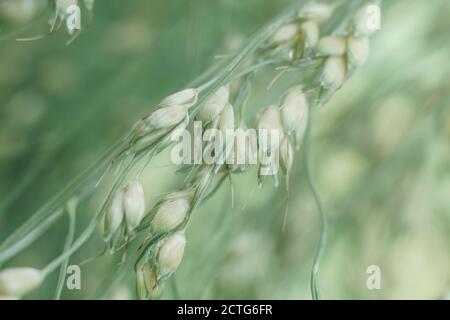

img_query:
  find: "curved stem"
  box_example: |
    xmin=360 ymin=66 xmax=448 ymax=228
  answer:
xmin=42 ymin=154 xmax=140 ymax=277
xmin=0 ymin=140 xmax=125 ymax=265
xmin=54 ymin=200 xmax=77 ymax=300
xmin=0 ymin=154 xmax=48 ymax=217
xmin=303 ymin=106 xmax=328 ymax=300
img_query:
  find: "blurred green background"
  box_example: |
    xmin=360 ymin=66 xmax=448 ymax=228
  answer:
xmin=0 ymin=0 xmax=449 ymax=299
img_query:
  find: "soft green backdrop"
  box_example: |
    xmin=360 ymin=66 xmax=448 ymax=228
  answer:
xmin=0 ymin=0 xmax=449 ymax=299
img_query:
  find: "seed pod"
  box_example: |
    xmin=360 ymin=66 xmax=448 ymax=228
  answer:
xmin=271 ymin=23 xmax=300 ymax=44
xmin=321 ymin=56 xmax=347 ymax=90
xmin=279 ymin=86 xmax=309 ymax=146
xmin=104 ymin=190 xmax=124 ymax=240
xmin=123 ymin=180 xmax=146 ymax=232
xmin=161 ymin=88 xmax=198 ymax=108
xmin=318 ymin=36 xmax=347 ymax=56
xmin=132 ymin=89 xmax=193 ymax=140
xmin=147 ymin=104 xmax=188 ymax=130
xmin=219 ymin=103 xmax=235 ymax=132
xmin=197 ymin=85 xmax=230 ymax=122
xmin=257 ymin=106 xmax=284 ymax=186
xmin=219 ymin=103 xmax=235 ymax=163
xmin=161 ymin=189 xmax=195 ymax=202
xmin=169 ymin=114 xmax=190 ymax=141
xmin=136 ymin=262 xmax=162 ymax=300
xmin=156 ymin=232 xmax=186 ymax=277
xmin=232 ymin=125 xmax=257 ymax=171
xmin=347 ymin=36 xmax=370 ymax=67
xmin=298 ymin=3 xmax=333 ymax=21
xmin=257 ymin=105 xmax=284 ymax=152
xmin=280 ymin=136 xmax=294 ymax=175
xmin=0 ymin=267 xmax=43 ymax=297
xmin=151 ymin=197 xmax=190 ymax=234
xmin=301 ymin=21 xmax=320 ymax=48
xmin=353 ymin=4 xmax=381 ymax=37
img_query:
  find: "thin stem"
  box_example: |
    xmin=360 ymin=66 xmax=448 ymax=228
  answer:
xmin=54 ymin=199 xmax=77 ymax=300
xmin=303 ymin=106 xmax=328 ymax=300
xmin=0 ymin=154 xmax=47 ymax=217
xmin=42 ymin=154 xmax=141 ymax=276
xmin=0 ymin=140 xmax=125 ymax=265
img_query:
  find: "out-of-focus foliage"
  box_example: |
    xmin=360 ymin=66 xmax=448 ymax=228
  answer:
xmin=0 ymin=0 xmax=449 ymax=299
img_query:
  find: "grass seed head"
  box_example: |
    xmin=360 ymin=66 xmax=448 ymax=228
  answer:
xmin=123 ymin=180 xmax=146 ymax=232
xmin=104 ymin=190 xmax=124 ymax=240
xmin=321 ymin=56 xmax=347 ymax=90
xmin=280 ymin=86 xmax=309 ymax=145
xmin=298 ymin=3 xmax=333 ymax=21
xmin=169 ymin=114 xmax=190 ymax=141
xmin=156 ymin=232 xmax=186 ymax=277
xmin=258 ymin=105 xmax=284 ymax=153
xmin=280 ymin=136 xmax=294 ymax=175
xmin=147 ymin=104 xmax=188 ymax=130
xmin=257 ymin=105 xmax=284 ymax=133
xmin=219 ymin=103 xmax=235 ymax=132
xmin=0 ymin=267 xmax=43 ymax=298
xmin=132 ymin=89 xmax=196 ymax=139
xmin=232 ymin=125 xmax=257 ymax=172
xmin=347 ymin=36 xmax=370 ymax=67
xmin=136 ymin=262 xmax=161 ymax=299
xmin=219 ymin=103 xmax=236 ymax=163
xmin=301 ymin=21 xmax=320 ymax=48
xmin=151 ymin=197 xmax=190 ymax=234
xmin=161 ymin=88 xmax=198 ymax=108
xmin=318 ymin=36 xmax=347 ymax=56
xmin=271 ymin=23 xmax=300 ymax=44
xmin=197 ymin=85 xmax=230 ymax=122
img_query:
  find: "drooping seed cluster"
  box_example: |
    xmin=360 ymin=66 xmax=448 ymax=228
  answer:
xmin=266 ymin=3 xmax=377 ymax=98
xmin=104 ymin=180 xmax=196 ymax=297
xmin=197 ymin=85 xmax=238 ymax=166
xmin=319 ymin=8 xmax=374 ymax=92
xmin=103 ymin=180 xmax=146 ymax=252
xmin=0 ymin=2 xmax=380 ymax=300
xmin=269 ymin=2 xmax=332 ymax=61
xmin=136 ymin=232 xmax=186 ymax=299
xmin=257 ymin=86 xmax=309 ymax=188
xmin=128 ymin=88 xmax=198 ymax=154
xmin=114 ymin=2 xmax=379 ymax=299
